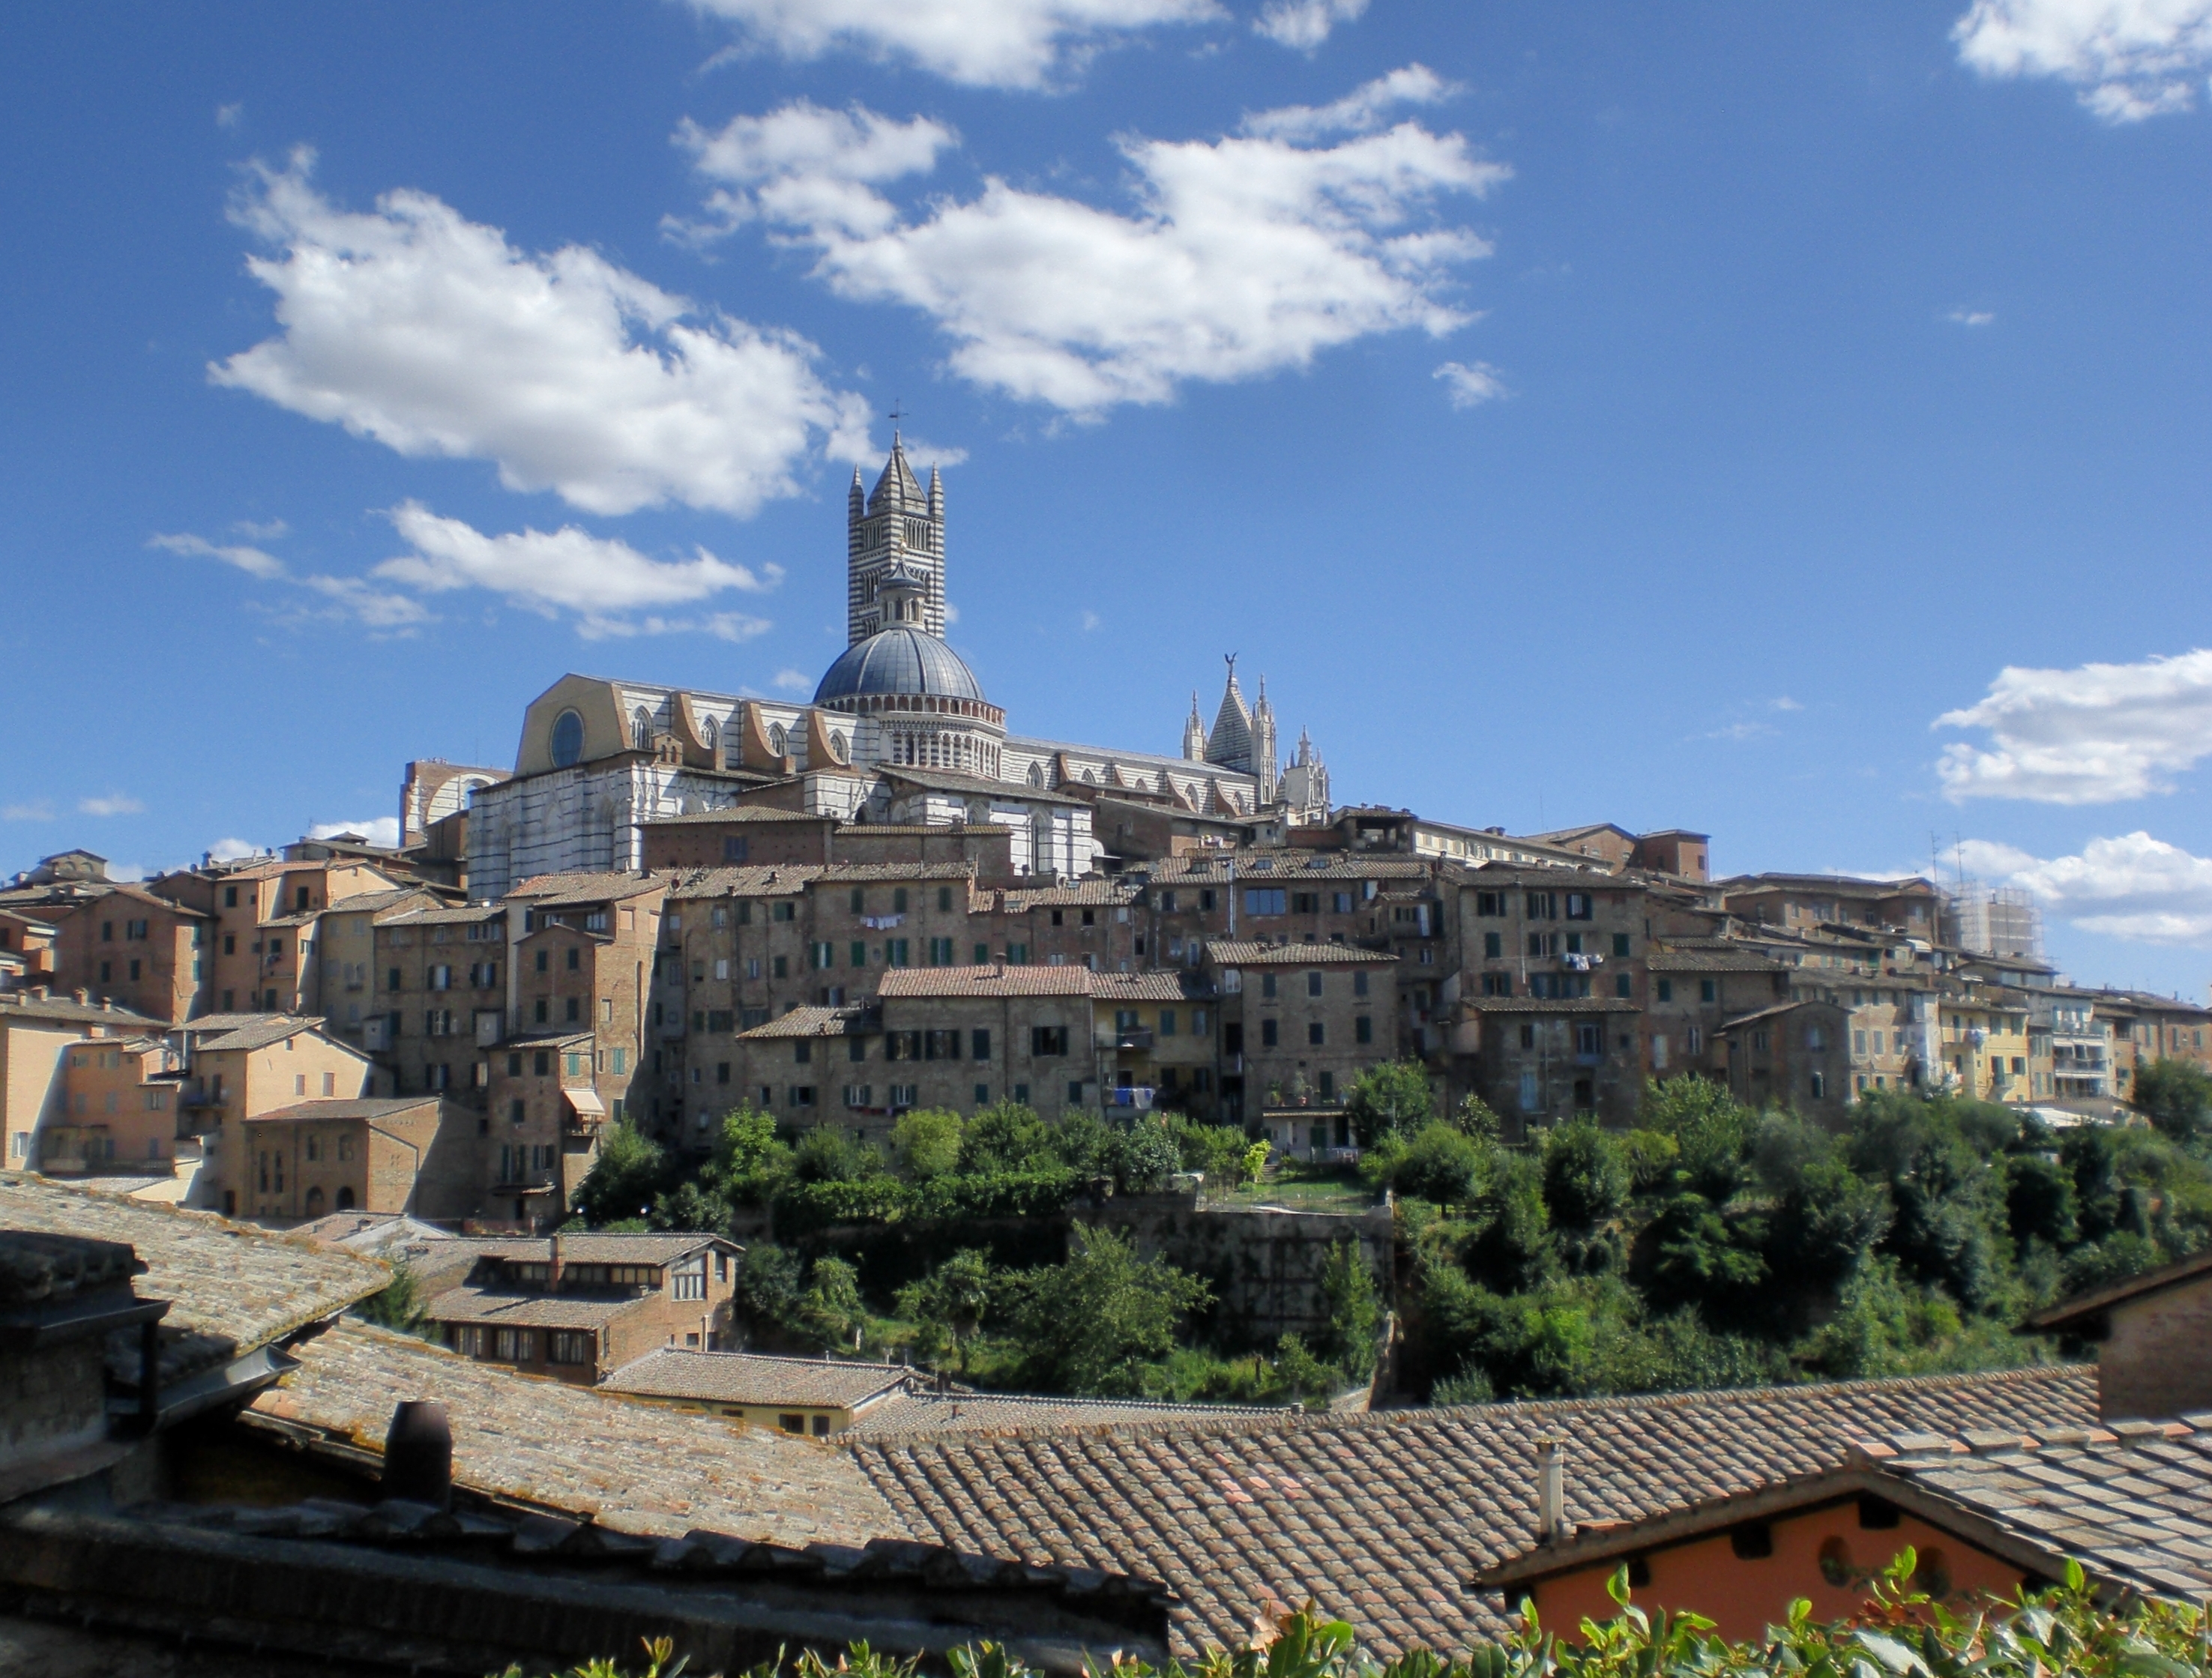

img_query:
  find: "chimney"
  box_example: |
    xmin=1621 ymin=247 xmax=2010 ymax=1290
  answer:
xmin=382 ymin=1400 xmax=452 ymax=1509
xmin=73 ymin=988 xmax=89 ymax=1005
xmin=1534 ymin=1437 xmax=1569 ymax=1544
xmin=548 ymin=1231 xmax=564 ymax=1291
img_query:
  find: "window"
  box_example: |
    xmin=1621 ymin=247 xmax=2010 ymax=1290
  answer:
xmin=971 ymin=1028 xmax=992 ymax=1060
xmin=1030 ymin=1025 xmax=1068 ymax=1057
xmin=887 ymin=1031 xmax=920 ymax=1061
xmin=1355 ymin=1015 xmax=1373 ymax=1044
xmin=794 ymin=1041 xmax=813 ymax=1065
xmin=551 ymin=708 xmax=585 ymax=767
xmin=1699 ymin=979 xmax=1717 ymax=1004
xmin=1480 ymin=972 xmax=1513 ymax=997
xmin=773 ymin=955 xmax=789 ymax=978
xmin=924 ymin=1030 xmax=961 ymax=1061
xmin=893 ymin=888 xmax=908 ymax=914
xmin=672 ymin=1262 xmax=707 ymax=1302
xmin=1564 ymin=893 xmax=1594 ymax=920
xmin=889 ymin=1083 xmax=917 ymax=1108
xmin=1810 ymin=1072 xmax=1827 ymax=1099
xmin=1576 ymin=1022 xmax=1603 ymax=1057
xmin=1193 ymin=1009 xmax=1209 ymax=1033
xmin=1615 ymin=974 xmax=1633 ymax=998
xmin=848 ymin=1036 xmax=865 ymax=1062
xmin=773 ymin=901 xmax=795 ymax=923
xmin=929 ymin=937 xmax=955 ymax=965
xmin=1261 ymin=1018 xmax=1280 ymax=1048
xmin=844 ymin=1084 xmax=873 ymax=1108
xmin=224 ymin=885 xmax=238 ymax=908
xmin=1525 ymin=891 xmax=1556 ymax=919
xmin=974 ymin=942 xmax=991 ymax=963
xmin=885 ymin=939 xmax=909 ymax=967
xmin=811 ymin=941 xmax=834 ymax=969
xmin=1262 ymin=972 xmax=1277 ymax=1000
xmin=1307 ymin=1021 xmax=1325 ymax=1045
xmin=1527 ymin=932 xmax=1558 ymax=958
xmin=789 ymin=1085 xmax=816 ymax=1107
xmin=1612 ymin=933 xmax=1631 ymax=957
xmin=549 ymin=1330 xmax=593 ymax=1365
xmin=938 ymin=887 xmax=953 ymax=912
xmin=493 ymin=1328 xmax=537 ymax=1362
xmin=1483 ymin=932 xmax=1502 ymax=959
xmin=1656 ymin=978 xmax=1673 ymax=1002
xmin=850 ymin=941 xmax=867 ymax=968
xmin=1158 ymin=1010 xmax=1176 ymax=1037
xmin=1244 ymin=887 xmax=1287 ymax=916
xmin=1067 ymin=1081 xmax=1085 ymax=1104
xmin=1292 ymin=892 xmax=1319 ymax=914
xmin=1475 ymin=891 xmax=1507 ymax=917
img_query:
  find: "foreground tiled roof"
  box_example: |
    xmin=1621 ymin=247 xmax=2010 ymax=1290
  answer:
xmin=0 ymin=1174 xmax=385 ymax=1378
xmin=246 ymin=1319 xmax=913 ymax=1550
xmin=848 ymin=1364 xmax=2097 ymax=1659
xmin=606 ymin=1348 xmax=914 ymax=1409
xmin=844 ymin=1387 xmax=1295 ymax=1441
xmin=1870 ymin=1420 xmax=2212 ymax=1601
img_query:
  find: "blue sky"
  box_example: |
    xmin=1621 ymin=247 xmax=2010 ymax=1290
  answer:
xmin=3 ymin=1 xmax=2209 ymax=997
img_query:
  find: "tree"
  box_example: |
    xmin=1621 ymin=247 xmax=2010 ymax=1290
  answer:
xmin=1343 ymin=1060 xmax=1435 ymax=1148
xmin=895 ymin=1248 xmax=997 ymax=1373
xmin=1542 ymin=1121 xmax=1631 ymax=1229
xmin=650 ymin=1179 xmax=731 ymax=1237
xmin=1316 ymin=1238 xmax=1381 ymax=1380
xmin=736 ymin=1244 xmax=802 ymax=1331
xmin=790 ymin=1126 xmax=879 ymax=1184
xmin=890 ymin=1108 xmax=965 ymax=1180
xmin=960 ymin=1101 xmax=1055 ymax=1173
xmin=2132 ymin=1057 xmax=2212 ymax=1143
xmin=1391 ymin=1122 xmax=1485 ymax=1208
xmin=1450 ymin=1093 xmax=1503 ymax=1140
xmin=355 ymin=1260 xmax=431 ymax=1336
xmin=1007 ymin=1224 xmax=1211 ymax=1394
xmin=1109 ymin=1117 xmax=1181 ymax=1193
xmin=1173 ymin=1118 xmax=1248 ymax=1192
xmin=573 ymin=1121 xmax=671 ymax=1226
xmin=1641 ymin=1078 xmax=1749 ymax=1201
xmin=796 ymin=1256 xmax=868 ymax=1351
xmin=2005 ymin=1153 xmax=2079 ymax=1250
xmin=708 ymin=1104 xmax=790 ymax=1205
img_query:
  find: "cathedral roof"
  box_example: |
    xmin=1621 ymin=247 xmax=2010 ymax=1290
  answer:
xmin=814 ymin=627 xmax=986 ymax=706
xmin=1205 ymin=669 xmax=1253 ymax=772
xmin=868 ymin=438 xmax=925 ymax=512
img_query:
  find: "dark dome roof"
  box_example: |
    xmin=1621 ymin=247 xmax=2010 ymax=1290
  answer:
xmin=813 ymin=629 xmax=987 ymax=706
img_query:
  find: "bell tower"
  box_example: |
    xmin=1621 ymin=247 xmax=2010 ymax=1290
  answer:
xmin=847 ymin=432 xmax=945 ymax=645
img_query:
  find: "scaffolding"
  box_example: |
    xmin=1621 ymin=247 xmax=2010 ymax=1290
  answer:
xmin=1947 ymin=881 xmax=2045 ymax=963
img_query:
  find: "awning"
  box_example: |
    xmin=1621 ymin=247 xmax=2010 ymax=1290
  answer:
xmin=561 ymin=1087 xmax=607 ymax=1118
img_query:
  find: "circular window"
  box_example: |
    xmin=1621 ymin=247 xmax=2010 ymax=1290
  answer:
xmin=550 ymin=709 xmax=585 ymax=767
xmin=831 ymin=731 xmax=849 ymax=761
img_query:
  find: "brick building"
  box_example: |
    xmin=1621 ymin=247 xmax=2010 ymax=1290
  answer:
xmin=235 ymin=1093 xmax=479 ymax=1223
xmin=1204 ymin=941 xmax=1400 ymax=1127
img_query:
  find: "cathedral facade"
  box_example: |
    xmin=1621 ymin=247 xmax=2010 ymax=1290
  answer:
xmin=461 ymin=441 xmax=1329 ymax=900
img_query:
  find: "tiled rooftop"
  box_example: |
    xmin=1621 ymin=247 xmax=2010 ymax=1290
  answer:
xmin=242 ymin=1096 xmax=443 ymax=1125
xmin=843 ymin=1387 xmax=1295 ymax=1441
xmin=0 ymin=995 xmax=160 ymax=1028
xmin=738 ymin=1004 xmax=879 ymax=1039
xmin=1093 ymin=971 xmax=1212 ymax=1003
xmin=848 ymin=1364 xmax=2097 ymax=1658
xmin=0 ymin=1174 xmax=385 ymax=1380
xmin=424 ymin=1285 xmax=645 ymax=1330
xmin=1204 ymin=941 xmax=1399 ymax=967
xmin=879 ymin=965 xmax=1097 ymax=998
xmin=508 ymin=871 xmax=667 ymax=905
xmin=246 ymin=1319 xmax=913 ymax=1551
xmin=606 ymin=1349 xmax=914 ymax=1409
xmin=462 ymin=1232 xmax=727 ymax=1264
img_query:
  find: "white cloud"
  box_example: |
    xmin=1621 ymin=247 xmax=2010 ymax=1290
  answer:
xmin=1771 ymin=695 xmax=1804 ymax=712
xmin=1962 ymin=830 xmax=2212 ymax=944
xmin=1254 ymin=0 xmax=1368 ymax=51
xmin=682 ymin=76 xmax=1506 ymax=414
xmin=213 ymin=150 xmax=869 ymax=518
xmin=78 ymin=794 xmax=145 ymax=818
xmin=1243 ymin=64 xmax=1456 ymax=140
xmin=1433 ymin=360 xmax=1506 ymax=408
xmin=2 ymin=803 xmax=55 ymax=822
xmin=207 ymin=838 xmax=262 ymax=863
xmin=150 ymin=531 xmax=286 ymax=580
xmin=152 ymin=529 xmax=430 ymax=631
xmin=687 ymin=0 xmax=1222 ymax=90
xmin=771 ymin=668 xmax=816 ymax=692
xmin=233 ymin=517 xmax=289 ymax=540
xmin=310 ymin=817 xmax=403 ymax=848
xmin=1947 ymin=308 xmax=1996 ymax=326
xmin=217 ymin=102 xmax=243 ymax=130
xmin=1935 ymin=648 xmax=2212 ymax=803
xmin=1704 ymin=720 xmax=1778 ymax=743
xmin=376 ymin=502 xmax=782 ymax=638
xmin=1953 ymin=0 xmax=2212 ymax=120
xmin=1080 ymin=609 xmax=1103 ymax=631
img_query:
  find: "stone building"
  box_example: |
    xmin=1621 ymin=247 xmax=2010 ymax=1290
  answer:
xmin=40 ymin=886 xmax=208 ymax=1025
xmin=235 ymin=1093 xmax=479 ymax=1223
xmin=178 ymin=1015 xmax=375 ymax=1219
xmin=1204 ymin=941 xmax=1400 ymax=1128
xmin=462 ymin=441 xmax=1330 ymax=902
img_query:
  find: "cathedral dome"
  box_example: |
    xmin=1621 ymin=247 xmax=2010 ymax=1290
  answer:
xmin=813 ymin=628 xmax=987 ymax=707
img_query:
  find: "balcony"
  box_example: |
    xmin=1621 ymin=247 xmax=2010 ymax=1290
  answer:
xmin=1106 ymin=1086 xmax=1156 ymax=1110
xmin=1099 ymin=1027 xmax=1154 ymax=1051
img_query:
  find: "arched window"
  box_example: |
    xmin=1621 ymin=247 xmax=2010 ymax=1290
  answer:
xmin=768 ymin=722 xmax=787 ymax=755
xmin=702 ymin=716 xmax=719 ymax=757
xmin=1027 ymin=762 xmax=1044 ymax=788
xmin=632 ymin=707 xmax=654 ymax=750
xmin=304 ymin=1185 xmax=325 ymax=1217
xmin=550 ymin=709 xmax=585 ymax=768
xmin=334 ymin=1185 xmax=355 ymax=1210
xmin=831 ymin=731 xmax=849 ymax=761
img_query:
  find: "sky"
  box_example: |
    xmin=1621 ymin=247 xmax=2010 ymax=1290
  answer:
xmin=1 ymin=1 xmax=2209 ymax=999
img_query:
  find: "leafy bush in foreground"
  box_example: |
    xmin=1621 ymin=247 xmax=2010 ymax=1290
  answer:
xmin=504 ymin=1551 xmax=2208 ymax=1678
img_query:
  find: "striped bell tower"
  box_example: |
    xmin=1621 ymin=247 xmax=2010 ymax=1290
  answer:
xmin=846 ymin=434 xmax=945 ymax=645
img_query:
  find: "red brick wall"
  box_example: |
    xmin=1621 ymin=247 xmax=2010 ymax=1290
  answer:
xmin=2102 ymin=1277 xmax=2212 ymax=1420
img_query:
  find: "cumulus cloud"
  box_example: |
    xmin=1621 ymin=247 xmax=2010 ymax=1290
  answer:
xmin=1254 ymin=0 xmax=1368 ymax=50
xmin=1947 ymin=308 xmax=1996 ymax=326
xmin=1935 ymin=648 xmax=2212 ymax=803
xmin=680 ymin=73 xmax=1506 ymax=414
xmin=212 ymin=150 xmax=870 ymax=517
xmin=1433 ymin=360 xmax=1506 ymax=408
xmin=152 ymin=529 xmax=430 ymax=630
xmin=1953 ymin=0 xmax=2212 ymax=119
xmin=79 ymin=794 xmax=146 ymax=818
xmin=1243 ymin=64 xmax=1456 ymax=139
xmin=375 ymin=501 xmax=782 ymax=638
xmin=207 ymin=838 xmax=263 ymax=863
xmin=217 ymin=102 xmax=244 ymax=130
xmin=1961 ymin=831 xmax=2212 ymax=944
xmin=771 ymin=669 xmax=816 ymax=692
xmin=687 ymin=0 xmax=1221 ymax=90
xmin=310 ymin=817 xmax=403 ymax=848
